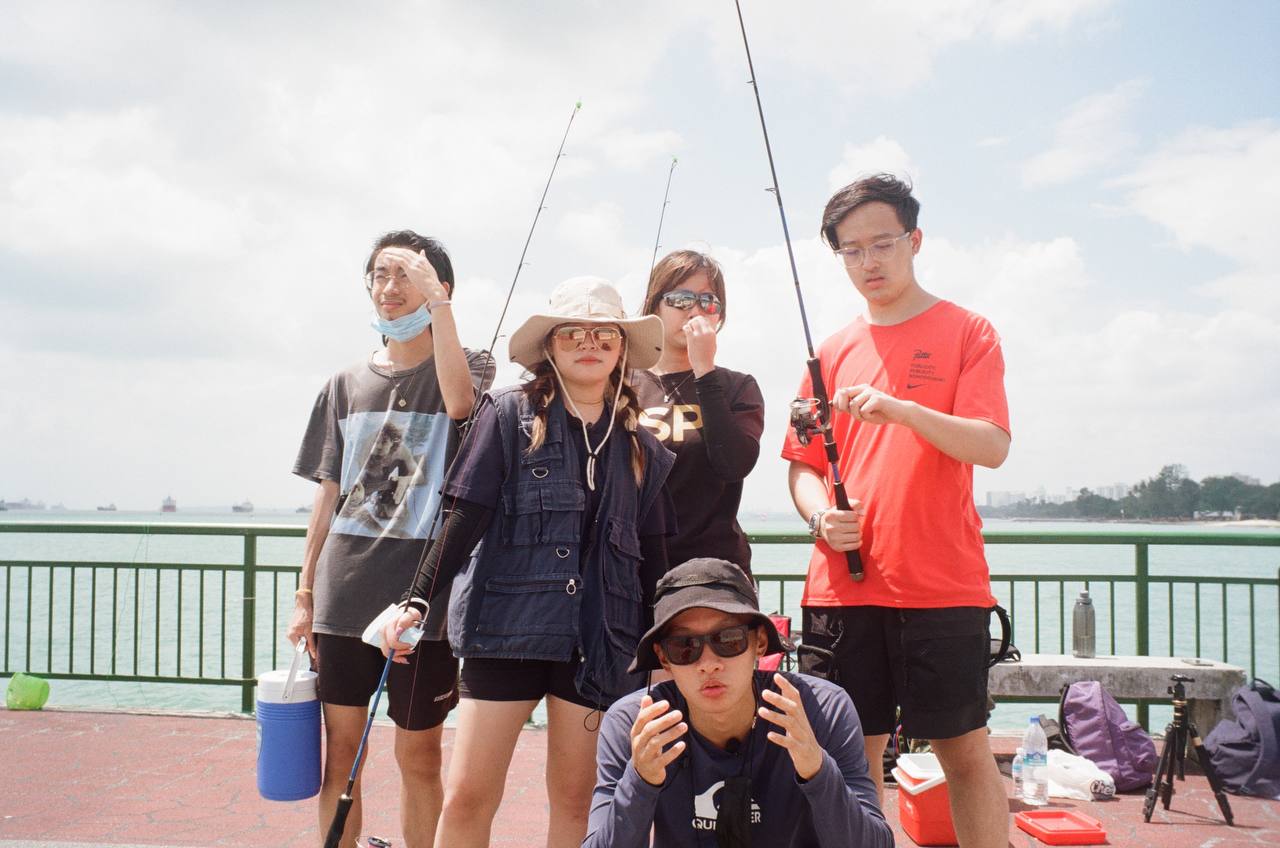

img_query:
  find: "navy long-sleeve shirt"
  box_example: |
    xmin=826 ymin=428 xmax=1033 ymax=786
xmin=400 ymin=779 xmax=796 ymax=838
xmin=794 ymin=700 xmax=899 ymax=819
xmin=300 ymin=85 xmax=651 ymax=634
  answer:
xmin=584 ymin=671 xmax=893 ymax=847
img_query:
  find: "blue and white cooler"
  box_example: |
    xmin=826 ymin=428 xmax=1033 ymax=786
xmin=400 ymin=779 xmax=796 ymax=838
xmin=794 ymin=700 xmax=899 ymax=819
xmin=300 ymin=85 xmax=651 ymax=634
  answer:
xmin=256 ymin=638 xmax=322 ymax=801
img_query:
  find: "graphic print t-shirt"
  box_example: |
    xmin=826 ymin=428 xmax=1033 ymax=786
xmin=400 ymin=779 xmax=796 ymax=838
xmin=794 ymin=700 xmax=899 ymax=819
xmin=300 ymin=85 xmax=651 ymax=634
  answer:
xmin=293 ymin=349 xmax=495 ymax=639
xmin=780 ymin=301 xmax=1009 ymax=609
xmin=633 ymin=367 xmax=764 ymax=572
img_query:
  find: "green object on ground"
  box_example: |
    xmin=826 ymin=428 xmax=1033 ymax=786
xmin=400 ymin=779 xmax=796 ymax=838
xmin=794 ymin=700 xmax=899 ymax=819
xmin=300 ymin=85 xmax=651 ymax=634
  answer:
xmin=6 ymin=672 xmax=50 ymax=710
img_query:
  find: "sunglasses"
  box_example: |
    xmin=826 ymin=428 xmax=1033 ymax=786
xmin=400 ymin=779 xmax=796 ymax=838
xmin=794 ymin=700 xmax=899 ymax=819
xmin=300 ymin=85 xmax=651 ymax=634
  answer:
xmin=658 ymin=624 xmax=752 ymax=665
xmin=661 ymin=290 xmax=722 ymax=315
xmin=551 ymin=326 xmax=622 ymax=349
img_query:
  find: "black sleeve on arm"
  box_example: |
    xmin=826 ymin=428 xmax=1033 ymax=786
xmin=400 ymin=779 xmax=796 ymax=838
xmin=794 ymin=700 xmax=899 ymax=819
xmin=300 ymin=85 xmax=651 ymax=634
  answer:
xmin=695 ymin=370 xmax=764 ymax=482
xmin=638 ymin=533 xmax=669 ymax=631
xmin=402 ymin=499 xmax=493 ymax=612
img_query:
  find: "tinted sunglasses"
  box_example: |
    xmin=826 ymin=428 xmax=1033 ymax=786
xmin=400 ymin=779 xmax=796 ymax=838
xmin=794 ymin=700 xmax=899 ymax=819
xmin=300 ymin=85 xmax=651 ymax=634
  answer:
xmin=551 ymin=326 xmax=622 ymax=349
xmin=658 ymin=624 xmax=751 ymax=665
xmin=661 ymin=289 xmax=722 ymax=315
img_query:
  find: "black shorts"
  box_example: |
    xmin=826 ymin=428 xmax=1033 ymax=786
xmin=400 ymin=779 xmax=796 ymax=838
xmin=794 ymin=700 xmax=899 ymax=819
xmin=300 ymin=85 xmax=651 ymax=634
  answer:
xmin=799 ymin=605 xmax=990 ymax=740
xmin=458 ymin=656 xmax=595 ymax=710
xmin=314 ymin=633 xmax=459 ymax=731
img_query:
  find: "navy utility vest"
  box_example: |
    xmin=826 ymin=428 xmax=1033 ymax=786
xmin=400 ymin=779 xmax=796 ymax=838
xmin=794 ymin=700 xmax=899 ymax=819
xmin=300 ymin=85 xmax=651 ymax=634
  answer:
xmin=448 ymin=386 xmax=675 ymax=707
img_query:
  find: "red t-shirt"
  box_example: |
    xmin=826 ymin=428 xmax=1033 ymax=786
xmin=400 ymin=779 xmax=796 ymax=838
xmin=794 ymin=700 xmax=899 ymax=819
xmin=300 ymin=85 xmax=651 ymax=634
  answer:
xmin=780 ymin=300 xmax=1010 ymax=609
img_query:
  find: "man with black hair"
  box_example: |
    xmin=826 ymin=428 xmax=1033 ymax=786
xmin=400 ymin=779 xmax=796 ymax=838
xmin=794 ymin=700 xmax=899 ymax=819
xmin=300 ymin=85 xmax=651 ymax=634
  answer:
xmin=289 ymin=231 xmax=494 ymax=847
xmin=584 ymin=558 xmax=892 ymax=847
xmin=783 ymin=174 xmax=1011 ymax=847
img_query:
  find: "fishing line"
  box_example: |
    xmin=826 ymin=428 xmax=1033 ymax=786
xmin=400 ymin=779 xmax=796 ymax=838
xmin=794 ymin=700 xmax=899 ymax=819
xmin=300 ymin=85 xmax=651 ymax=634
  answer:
xmin=731 ymin=0 xmax=863 ymax=580
xmin=650 ymin=156 xmax=678 ymax=273
xmin=322 ymin=101 xmax=583 ymax=848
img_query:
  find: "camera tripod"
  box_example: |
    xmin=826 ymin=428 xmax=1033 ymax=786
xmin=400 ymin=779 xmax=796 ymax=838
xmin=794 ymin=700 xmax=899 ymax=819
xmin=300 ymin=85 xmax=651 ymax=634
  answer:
xmin=1142 ymin=674 xmax=1234 ymax=825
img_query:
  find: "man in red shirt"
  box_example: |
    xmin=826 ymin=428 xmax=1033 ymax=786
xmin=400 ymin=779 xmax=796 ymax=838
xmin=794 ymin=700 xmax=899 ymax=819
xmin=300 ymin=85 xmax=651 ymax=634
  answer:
xmin=782 ymin=174 xmax=1011 ymax=847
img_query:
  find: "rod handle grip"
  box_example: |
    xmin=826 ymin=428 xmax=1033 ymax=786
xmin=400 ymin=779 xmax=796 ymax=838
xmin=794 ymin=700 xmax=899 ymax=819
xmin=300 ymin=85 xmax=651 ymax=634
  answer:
xmin=323 ymin=794 xmax=354 ymax=848
xmin=831 ymin=486 xmax=865 ymax=581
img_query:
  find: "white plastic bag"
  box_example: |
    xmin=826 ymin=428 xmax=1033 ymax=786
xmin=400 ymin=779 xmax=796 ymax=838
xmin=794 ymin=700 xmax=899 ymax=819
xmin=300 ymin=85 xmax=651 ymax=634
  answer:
xmin=1047 ymin=749 xmax=1116 ymax=801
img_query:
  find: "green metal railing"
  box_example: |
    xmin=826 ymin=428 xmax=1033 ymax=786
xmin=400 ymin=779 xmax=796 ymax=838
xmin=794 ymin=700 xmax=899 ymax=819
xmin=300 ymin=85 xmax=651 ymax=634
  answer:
xmin=1 ymin=523 xmax=1277 ymax=720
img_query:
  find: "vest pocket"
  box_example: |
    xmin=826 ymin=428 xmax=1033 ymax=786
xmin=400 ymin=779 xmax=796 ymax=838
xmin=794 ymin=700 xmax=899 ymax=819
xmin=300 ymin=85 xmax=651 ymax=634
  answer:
xmin=502 ymin=481 xmax=584 ymax=545
xmin=475 ymin=573 xmax=580 ymax=636
xmin=602 ymin=518 xmax=643 ymax=652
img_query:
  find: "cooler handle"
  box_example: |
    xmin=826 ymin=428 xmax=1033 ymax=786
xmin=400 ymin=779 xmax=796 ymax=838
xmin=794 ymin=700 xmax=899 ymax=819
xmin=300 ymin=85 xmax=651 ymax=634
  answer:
xmin=282 ymin=636 xmax=309 ymax=702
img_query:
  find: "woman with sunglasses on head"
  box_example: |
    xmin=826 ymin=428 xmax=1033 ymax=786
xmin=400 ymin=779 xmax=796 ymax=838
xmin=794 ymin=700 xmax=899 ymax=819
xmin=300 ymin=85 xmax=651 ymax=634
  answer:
xmin=636 ymin=251 xmax=765 ymax=575
xmin=381 ymin=277 xmax=676 ymax=848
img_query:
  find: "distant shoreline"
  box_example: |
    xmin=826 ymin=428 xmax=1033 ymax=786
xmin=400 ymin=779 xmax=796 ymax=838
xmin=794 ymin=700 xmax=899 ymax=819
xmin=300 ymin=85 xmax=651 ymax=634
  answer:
xmin=1003 ymin=516 xmax=1280 ymax=528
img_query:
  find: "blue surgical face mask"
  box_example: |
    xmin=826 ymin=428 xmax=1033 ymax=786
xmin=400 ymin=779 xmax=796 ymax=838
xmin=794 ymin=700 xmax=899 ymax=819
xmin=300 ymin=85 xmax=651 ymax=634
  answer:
xmin=371 ymin=303 xmax=432 ymax=342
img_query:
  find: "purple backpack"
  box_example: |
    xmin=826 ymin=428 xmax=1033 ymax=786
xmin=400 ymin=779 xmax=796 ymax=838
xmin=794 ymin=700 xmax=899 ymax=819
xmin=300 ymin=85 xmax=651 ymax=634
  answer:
xmin=1203 ymin=679 xmax=1280 ymax=798
xmin=1057 ymin=680 xmax=1158 ymax=791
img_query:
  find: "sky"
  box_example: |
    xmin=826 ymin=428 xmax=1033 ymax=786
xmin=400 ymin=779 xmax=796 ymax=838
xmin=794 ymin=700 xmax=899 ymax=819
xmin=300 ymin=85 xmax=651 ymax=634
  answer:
xmin=1 ymin=0 xmax=1277 ymax=513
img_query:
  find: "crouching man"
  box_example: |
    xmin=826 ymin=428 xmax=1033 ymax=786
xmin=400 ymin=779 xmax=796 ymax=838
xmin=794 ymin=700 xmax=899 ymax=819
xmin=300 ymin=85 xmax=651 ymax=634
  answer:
xmin=584 ymin=558 xmax=893 ymax=847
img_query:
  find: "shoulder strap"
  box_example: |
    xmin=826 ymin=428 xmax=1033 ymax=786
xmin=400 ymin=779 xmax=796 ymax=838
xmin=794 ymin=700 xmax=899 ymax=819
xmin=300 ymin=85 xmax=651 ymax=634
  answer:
xmin=1058 ymin=683 xmax=1077 ymax=754
xmin=988 ymin=605 xmax=1012 ymax=667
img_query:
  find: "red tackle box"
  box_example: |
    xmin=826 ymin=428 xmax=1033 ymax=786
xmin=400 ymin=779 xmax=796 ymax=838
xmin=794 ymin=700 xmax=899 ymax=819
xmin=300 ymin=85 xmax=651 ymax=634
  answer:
xmin=1014 ymin=809 xmax=1107 ymax=845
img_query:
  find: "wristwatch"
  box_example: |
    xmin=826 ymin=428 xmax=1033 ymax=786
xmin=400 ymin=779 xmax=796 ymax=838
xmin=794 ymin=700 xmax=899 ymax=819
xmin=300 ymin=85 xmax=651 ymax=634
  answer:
xmin=807 ymin=508 xmax=829 ymax=540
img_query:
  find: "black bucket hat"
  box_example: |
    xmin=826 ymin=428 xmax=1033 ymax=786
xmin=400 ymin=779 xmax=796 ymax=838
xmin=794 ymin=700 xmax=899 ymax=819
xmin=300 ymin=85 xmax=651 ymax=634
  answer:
xmin=628 ymin=558 xmax=793 ymax=673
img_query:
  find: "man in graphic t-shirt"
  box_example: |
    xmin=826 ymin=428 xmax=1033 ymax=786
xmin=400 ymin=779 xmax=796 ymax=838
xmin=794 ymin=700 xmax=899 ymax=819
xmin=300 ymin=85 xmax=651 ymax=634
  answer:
xmin=782 ymin=175 xmax=1011 ymax=848
xmin=290 ymin=230 xmax=494 ymax=848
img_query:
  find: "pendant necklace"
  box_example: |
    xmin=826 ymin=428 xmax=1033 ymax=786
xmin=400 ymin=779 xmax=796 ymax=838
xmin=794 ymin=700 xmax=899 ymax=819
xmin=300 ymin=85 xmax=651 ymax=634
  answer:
xmin=383 ymin=359 xmax=417 ymax=409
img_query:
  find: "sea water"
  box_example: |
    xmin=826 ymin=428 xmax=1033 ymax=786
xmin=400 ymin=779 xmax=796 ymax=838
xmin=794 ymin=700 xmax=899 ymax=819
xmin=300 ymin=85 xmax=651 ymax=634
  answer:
xmin=2 ymin=512 xmax=1277 ymax=732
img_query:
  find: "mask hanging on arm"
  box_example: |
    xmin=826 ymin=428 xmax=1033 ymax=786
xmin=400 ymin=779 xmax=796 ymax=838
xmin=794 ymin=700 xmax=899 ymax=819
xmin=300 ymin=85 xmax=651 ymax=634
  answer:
xmin=371 ymin=304 xmax=432 ymax=342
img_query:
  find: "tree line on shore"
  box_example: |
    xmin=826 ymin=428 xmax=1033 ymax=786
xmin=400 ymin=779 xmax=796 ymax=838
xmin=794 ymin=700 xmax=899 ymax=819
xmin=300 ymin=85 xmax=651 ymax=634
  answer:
xmin=980 ymin=465 xmax=1280 ymax=521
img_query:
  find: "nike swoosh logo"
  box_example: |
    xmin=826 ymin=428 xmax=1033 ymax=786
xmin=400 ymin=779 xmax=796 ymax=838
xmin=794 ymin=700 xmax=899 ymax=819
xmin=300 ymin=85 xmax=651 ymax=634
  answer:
xmin=907 ymin=383 xmax=924 ymax=389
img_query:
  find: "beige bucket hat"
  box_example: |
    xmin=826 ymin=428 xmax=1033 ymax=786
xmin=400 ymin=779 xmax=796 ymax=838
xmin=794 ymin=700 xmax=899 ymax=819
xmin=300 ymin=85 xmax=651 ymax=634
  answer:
xmin=508 ymin=276 xmax=664 ymax=370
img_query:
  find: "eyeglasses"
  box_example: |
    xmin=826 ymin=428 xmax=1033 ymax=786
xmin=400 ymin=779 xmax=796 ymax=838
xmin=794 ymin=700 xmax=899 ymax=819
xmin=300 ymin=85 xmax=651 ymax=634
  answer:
xmin=661 ymin=290 xmax=722 ymax=315
xmin=833 ymin=231 xmax=913 ymax=268
xmin=658 ymin=624 xmax=752 ymax=665
xmin=364 ymin=268 xmax=410 ymax=290
xmin=551 ymin=326 xmax=622 ymax=349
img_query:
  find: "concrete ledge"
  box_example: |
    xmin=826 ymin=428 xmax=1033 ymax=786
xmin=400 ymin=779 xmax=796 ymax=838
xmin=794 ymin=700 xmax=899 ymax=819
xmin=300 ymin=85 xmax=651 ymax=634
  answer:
xmin=989 ymin=653 xmax=1247 ymax=732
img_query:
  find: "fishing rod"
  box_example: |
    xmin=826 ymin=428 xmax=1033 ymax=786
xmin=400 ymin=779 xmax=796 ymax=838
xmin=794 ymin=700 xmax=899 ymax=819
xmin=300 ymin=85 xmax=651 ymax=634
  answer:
xmin=650 ymin=156 xmax=678 ymax=272
xmin=322 ymin=101 xmax=584 ymax=848
xmin=731 ymin=0 xmax=863 ymax=581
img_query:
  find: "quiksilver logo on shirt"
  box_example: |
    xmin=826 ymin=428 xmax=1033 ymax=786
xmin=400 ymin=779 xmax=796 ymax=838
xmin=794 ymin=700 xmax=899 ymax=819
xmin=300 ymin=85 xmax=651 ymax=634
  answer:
xmin=691 ymin=780 xmax=762 ymax=830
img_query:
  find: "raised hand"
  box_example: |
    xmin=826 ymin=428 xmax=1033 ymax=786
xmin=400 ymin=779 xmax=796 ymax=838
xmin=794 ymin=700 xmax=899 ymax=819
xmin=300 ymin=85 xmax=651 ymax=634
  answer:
xmin=378 ymin=246 xmax=451 ymax=306
xmin=630 ymin=694 xmax=688 ymax=786
xmin=759 ymin=673 xmax=824 ymax=780
xmin=682 ymin=315 xmax=718 ymax=377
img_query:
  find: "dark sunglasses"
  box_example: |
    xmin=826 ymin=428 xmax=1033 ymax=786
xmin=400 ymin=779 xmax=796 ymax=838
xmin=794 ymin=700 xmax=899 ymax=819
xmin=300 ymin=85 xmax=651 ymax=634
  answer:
xmin=658 ymin=624 xmax=751 ymax=665
xmin=661 ymin=289 xmax=722 ymax=315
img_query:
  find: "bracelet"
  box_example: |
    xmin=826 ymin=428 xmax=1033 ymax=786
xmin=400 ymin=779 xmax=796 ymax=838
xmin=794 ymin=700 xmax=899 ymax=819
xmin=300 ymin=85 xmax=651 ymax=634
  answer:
xmin=427 ymin=299 xmax=452 ymax=312
xmin=294 ymin=588 xmax=313 ymax=599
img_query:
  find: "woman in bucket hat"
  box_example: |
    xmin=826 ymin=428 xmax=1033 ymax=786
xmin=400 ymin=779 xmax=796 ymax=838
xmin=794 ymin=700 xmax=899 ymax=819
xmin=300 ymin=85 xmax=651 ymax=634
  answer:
xmin=382 ymin=276 xmax=676 ymax=848
xmin=584 ymin=558 xmax=892 ymax=848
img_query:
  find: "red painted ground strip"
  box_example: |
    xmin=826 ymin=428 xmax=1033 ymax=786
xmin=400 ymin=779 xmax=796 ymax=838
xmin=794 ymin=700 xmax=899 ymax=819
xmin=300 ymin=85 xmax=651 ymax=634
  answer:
xmin=1 ymin=708 xmax=1276 ymax=847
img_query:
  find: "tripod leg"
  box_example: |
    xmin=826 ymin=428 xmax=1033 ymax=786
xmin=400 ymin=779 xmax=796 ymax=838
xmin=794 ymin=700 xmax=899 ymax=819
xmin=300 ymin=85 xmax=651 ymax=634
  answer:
xmin=1187 ymin=723 xmax=1234 ymax=827
xmin=1176 ymin=722 xmax=1187 ymax=781
xmin=1161 ymin=724 xmax=1179 ymax=809
xmin=1143 ymin=723 xmax=1176 ymax=823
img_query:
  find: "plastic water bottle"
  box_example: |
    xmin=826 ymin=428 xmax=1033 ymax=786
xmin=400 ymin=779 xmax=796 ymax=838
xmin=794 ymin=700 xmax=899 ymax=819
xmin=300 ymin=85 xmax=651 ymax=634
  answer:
xmin=1022 ymin=717 xmax=1049 ymax=805
xmin=1072 ymin=589 xmax=1096 ymax=658
xmin=1011 ymin=747 xmax=1025 ymax=799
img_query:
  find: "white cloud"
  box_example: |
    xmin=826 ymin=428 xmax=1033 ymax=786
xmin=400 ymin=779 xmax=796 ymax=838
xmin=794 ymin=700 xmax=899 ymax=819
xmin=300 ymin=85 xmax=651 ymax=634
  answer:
xmin=827 ymin=137 xmax=919 ymax=191
xmin=1118 ymin=122 xmax=1280 ymax=268
xmin=701 ymin=0 xmax=1115 ymax=96
xmin=1021 ymin=79 xmax=1147 ymax=187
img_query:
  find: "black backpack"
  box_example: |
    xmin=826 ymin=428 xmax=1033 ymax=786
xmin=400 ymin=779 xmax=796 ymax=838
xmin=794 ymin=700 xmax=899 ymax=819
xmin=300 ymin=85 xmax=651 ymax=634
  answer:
xmin=1203 ymin=679 xmax=1280 ymax=798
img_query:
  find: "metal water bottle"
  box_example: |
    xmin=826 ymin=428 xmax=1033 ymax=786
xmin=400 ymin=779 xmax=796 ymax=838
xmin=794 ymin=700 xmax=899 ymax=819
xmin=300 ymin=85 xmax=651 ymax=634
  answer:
xmin=1072 ymin=589 xmax=1095 ymax=658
